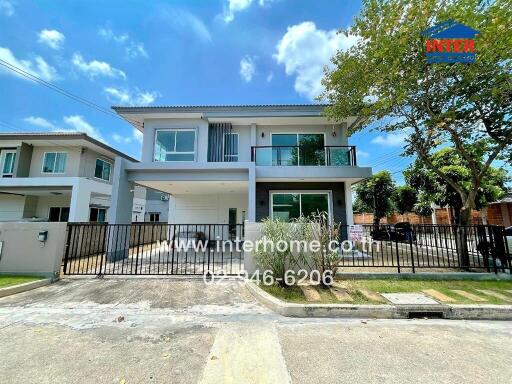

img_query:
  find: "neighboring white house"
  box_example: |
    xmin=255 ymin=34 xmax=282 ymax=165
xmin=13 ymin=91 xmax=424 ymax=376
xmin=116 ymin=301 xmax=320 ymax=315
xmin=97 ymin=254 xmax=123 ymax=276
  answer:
xmin=110 ymin=104 xmax=372 ymax=226
xmin=131 ymin=185 xmax=170 ymax=222
xmin=0 ymin=132 xmax=137 ymax=222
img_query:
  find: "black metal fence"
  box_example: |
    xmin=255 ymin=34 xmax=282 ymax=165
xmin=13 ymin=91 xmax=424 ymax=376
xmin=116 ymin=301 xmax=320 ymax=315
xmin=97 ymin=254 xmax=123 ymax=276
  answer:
xmin=63 ymin=223 xmax=245 ymax=276
xmin=338 ymin=224 xmax=511 ymax=273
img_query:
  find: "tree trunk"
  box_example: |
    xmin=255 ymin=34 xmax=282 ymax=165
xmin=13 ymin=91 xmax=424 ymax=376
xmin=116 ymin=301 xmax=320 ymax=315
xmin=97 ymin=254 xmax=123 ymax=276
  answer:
xmin=456 ymin=205 xmax=473 ymax=269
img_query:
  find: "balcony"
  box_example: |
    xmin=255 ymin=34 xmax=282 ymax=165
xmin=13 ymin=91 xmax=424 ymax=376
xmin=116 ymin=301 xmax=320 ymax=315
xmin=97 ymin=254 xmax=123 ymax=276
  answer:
xmin=251 ymin=146 xmax=357 ymax=166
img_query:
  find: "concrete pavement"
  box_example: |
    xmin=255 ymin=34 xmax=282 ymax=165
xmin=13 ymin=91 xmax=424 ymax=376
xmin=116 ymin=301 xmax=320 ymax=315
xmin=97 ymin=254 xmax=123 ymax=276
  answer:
xmin=0 ymin=278 xmax=511 ymax=383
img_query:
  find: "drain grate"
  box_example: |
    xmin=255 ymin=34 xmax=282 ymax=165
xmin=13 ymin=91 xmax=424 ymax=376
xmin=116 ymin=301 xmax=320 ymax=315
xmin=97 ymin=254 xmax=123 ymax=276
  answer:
xmin=408 ymin=311 xmax=444 ymax=319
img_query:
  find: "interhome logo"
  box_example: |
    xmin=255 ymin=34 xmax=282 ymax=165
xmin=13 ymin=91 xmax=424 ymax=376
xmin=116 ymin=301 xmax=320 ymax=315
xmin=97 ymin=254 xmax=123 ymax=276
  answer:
xmin=421 ymin=20 xmax=479 ymax=63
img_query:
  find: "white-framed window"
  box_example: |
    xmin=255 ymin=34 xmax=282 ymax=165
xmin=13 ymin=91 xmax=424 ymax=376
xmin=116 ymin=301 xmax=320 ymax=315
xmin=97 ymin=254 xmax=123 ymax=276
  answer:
xmin=223 ymin=132 xmax=239 ymax=162
xmin=94 ymin=158 xmax=112 ymax=181
xmin=154 ymin=129 xmax=196 ymax=162
xmin=89 ymin=207 xmax=107 ymax=222
xmin=270 ymin=191 xmax=331 ymax=222
xmin=48 ymin=206 xmax=69 ymax=222
xmin=42 ymin=152 xmax=67 ymax=174
xmin=0 ymin=150 xmax=16 ymax=178
xmin=148 ymin=212 xmax=160 ymax=222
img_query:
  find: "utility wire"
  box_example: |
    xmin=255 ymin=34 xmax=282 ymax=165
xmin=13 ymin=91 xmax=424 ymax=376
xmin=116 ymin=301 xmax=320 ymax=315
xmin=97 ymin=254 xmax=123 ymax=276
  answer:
xmin=0 ymin=59 xmax=143 ymax=129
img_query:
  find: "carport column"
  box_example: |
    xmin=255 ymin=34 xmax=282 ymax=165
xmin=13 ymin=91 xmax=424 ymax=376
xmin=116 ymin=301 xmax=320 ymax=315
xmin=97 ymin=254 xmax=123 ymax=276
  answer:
xmin=344 ymin=181 xmax=353 ymax=225
xmin=248 ymin=166 xmax=256 ymax=222
xmin=107 ymin=156 xmax=135 ymax=261
xmin=69 ymin=179 xmax=91 ymax=222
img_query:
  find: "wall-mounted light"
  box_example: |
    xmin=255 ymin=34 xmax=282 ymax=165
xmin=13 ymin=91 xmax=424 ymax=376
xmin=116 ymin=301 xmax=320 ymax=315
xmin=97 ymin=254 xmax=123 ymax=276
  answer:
xmin=261 ymin=132 xmax=265 ymax=138
xmin=331 ymin=125 xmax=337 ymax=137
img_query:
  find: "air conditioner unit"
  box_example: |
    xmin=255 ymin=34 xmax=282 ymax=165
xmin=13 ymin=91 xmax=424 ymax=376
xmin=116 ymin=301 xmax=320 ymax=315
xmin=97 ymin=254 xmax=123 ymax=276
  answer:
xmin=160 ymin=195 xmax=170 ymax=201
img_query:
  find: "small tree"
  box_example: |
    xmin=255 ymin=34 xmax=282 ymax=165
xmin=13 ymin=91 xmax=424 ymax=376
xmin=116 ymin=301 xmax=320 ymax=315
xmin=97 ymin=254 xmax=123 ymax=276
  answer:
xmin=353 ymin=171 xmax=395 ymax=226
xmin=404 ymin=148 xmax=508 ymax=224
xmin=393 ymin=186 xmax=418 ymax=222
xmin=413 ymin=194 xmax=434 ymax=224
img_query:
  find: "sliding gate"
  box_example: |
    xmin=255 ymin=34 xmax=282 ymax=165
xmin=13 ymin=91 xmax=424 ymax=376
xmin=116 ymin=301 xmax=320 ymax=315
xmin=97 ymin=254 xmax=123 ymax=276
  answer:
xmin=62 ymin=223 xmax=245 ymax=276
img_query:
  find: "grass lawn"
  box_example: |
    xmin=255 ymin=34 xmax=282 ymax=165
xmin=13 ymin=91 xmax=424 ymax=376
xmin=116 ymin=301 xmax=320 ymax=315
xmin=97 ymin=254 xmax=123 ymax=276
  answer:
xmin=260 ymin=279 xmax=512 ymax=305
xmin=0 ymin=276 xmax=42 ymax=289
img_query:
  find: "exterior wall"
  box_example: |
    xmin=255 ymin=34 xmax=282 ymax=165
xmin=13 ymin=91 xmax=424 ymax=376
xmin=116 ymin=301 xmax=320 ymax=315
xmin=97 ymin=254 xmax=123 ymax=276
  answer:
xmin=78 ymin=148 xmax=114 ymax=183
xmin=141 ymin=118 xmax=209 ymax=163
xmin=14 ymin=143 xmax=33 ymax=177
xmin=145 ymin=197 xmax=170 ymax=222
xmin=34 ymin=195 xmax=72 ymax=219
xmin=231 ymin=125 xmax=252 ymax=162
xmin=22 ymin=195 xmax=38 ymax=218
xmin=255 ymin=124 xmax=347 ymax=146
xmin=168 ymin=193 xmax=248 ymax=224
xmin=0 ymin=194 xmax=25 ymax=221
xmin=28 ymin=146 xmax=82 ymax=177
xmin=255 ymin=182 xmax=347 ymax=223
xmin=0 ymin=222 xmax=66 ymax=278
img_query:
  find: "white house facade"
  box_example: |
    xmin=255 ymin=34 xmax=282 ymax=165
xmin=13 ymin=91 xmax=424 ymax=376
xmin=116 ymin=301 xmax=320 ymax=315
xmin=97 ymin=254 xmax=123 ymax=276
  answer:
xmin=0 ymin=132 xmax=137 ymax=222
xmin=110 ymin=105 xmax=372 ymax=228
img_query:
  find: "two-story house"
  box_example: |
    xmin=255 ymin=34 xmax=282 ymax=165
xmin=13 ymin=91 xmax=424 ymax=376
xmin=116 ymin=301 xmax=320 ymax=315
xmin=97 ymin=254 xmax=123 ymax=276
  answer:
xmin=0 ymin=132 xmax=137 ymax=222
xmin=109 ymin=104 xmax=372 ymax=228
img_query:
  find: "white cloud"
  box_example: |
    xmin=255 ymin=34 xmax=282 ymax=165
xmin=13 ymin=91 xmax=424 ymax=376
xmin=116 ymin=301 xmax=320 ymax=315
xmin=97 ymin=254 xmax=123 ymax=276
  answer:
xmin=240 ymin=56 xmax=256 ymax=82
xmin=62 ymin=115 xmax=105 ymax=141
xmin=0 ymin=0 xmax=14 ymax=16
xmin=371 ymin=132 xmax=407 ymax=147
xmin=274 ymin=21 xmax=358 ymax=100
xmin=72 ymin=53 xmax=126 ymax=79
xmin=266 ymin=72 xmax=273 ymax=82
xmin=23 ymin=116 xmax=56 ymax=129
xmin=357 ymin=149 xmax=370 ymax=158
xmin=160 ymin=8 xmax=212 ymax=42
xmin=0 ymin=47 xmax=58 ymax=81
xmin=98 ymin=28 xmax=148 ymax=59
xmin=104 ymin=87 xmax=159 ymax=106
xmin=112 ymin=129 xmax=143 ymax=144
xmin=23 ymin=115 xmax=105 ymax=142
xmin=38 ymin=29 xmax=65 ymax=50
xmin=223 ymin=0 xmax=253 ymax=23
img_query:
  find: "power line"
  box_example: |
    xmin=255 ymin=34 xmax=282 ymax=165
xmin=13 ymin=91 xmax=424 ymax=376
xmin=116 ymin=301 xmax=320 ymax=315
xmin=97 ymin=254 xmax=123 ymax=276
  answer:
xmin=0 ymin=59 xmax=143 ymax=129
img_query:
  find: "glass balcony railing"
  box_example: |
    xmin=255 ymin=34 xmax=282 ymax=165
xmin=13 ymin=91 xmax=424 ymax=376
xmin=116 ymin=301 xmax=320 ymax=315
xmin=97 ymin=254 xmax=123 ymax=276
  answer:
xmin=251 ymin=146 xmax=357 ymax=166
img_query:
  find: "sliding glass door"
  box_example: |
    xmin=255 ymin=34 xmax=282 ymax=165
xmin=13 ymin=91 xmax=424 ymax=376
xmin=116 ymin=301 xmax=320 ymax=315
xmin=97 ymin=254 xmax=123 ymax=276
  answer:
xmin=271 ymin=133 xmax=325 ymax=166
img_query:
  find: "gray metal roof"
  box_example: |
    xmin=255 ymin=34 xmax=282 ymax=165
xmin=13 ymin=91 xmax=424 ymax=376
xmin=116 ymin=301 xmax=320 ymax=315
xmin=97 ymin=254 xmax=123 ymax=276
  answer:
xmin=0 ymin=132 xmax=138 ymax=162
xmin=112 ymin=104 xmax=329 ymax=114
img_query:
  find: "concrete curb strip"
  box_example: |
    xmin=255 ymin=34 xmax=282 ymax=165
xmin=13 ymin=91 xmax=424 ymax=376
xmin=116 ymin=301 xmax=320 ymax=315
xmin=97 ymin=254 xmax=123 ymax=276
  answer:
xmin=245 ymin=281 xmax=512 ymax=320
xmin=0 ymin=278 xmax=53 ymax=298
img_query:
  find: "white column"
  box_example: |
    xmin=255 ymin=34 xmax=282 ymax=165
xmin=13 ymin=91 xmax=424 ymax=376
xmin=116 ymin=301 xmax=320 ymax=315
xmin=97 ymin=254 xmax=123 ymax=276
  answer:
xmin=431 ymin=203 xmax=437 ymax=224
xmin=108 ymin=157 xmax=134 ymax=224
xmin=344 ymin=181 xmax=353 ymax=225
xmin=69 ymin=179 xmax=91 ymax=222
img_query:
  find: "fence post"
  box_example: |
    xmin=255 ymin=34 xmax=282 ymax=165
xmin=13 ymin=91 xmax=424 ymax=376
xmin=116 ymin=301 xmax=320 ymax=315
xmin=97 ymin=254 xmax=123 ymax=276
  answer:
xmin=394 ymin=231 xmax=401 ymax=273
xmin=409 ymin=227 xmax=415 ymax=273
xmin=63 ymin=224 xmax=73 ymax=274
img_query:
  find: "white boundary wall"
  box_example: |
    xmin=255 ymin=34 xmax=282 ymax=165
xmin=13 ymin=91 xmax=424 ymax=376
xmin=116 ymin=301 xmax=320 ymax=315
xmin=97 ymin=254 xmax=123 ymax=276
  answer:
xmin=0 ymin=222 xmax=67 ymax=278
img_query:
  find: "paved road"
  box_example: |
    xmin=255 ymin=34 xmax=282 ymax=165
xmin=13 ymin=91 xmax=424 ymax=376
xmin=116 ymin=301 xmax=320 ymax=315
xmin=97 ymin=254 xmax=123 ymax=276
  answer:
xmin=0 ymin=278 xmax=511 ymax=383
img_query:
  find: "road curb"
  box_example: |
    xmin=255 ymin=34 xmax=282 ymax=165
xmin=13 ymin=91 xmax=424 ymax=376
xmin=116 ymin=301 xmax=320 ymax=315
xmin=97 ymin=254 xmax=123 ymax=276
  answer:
xmin=245 ymin=281 xmax=512 ymax=320
xmin=0 ymin=278 xmax=53 ymax=298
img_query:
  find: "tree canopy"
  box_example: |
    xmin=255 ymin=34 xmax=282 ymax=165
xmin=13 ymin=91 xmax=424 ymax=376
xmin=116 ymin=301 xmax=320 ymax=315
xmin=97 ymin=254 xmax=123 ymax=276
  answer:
xmin=353 ymin=170 xmax=396 ymax=225
xmin=323 ymin=0 xmax=511 ymax=224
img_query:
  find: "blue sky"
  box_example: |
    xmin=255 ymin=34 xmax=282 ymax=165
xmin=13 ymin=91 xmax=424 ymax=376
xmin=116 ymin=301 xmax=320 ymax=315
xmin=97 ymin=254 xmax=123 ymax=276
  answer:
xmin=0 ymin=0 xmax=411 ymax=182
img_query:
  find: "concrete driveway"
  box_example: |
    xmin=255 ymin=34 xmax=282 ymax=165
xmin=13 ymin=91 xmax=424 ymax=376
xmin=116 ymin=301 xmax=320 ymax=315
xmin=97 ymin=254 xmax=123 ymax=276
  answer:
xmin=0 ymin=278 xmax=511 ymax=384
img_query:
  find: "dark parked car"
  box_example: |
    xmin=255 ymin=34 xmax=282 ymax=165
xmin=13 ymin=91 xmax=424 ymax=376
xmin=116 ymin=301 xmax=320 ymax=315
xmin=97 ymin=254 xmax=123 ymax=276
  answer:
xmin=370 ymin=222 xmax=416 ymax=242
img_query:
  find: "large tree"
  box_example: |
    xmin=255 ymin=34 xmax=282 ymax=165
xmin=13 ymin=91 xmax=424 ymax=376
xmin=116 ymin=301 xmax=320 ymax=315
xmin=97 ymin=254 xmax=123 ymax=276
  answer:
xmin=393 ymin=185 xmax=418 ymax=221
xmin=322 ymin=0 xmax=511 ymax=226
xmin=404 ymin=148 xmax=508 ymax=224
xmin=353 ymin=171 xmax=396 ymax=226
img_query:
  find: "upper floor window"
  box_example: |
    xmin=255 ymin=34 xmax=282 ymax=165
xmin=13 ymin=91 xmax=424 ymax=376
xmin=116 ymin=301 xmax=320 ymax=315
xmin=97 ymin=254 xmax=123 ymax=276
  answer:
xmin=89 ymin=207 xmax=107 ymax=222
xmin=42 ymin=152 xmax=67 ymax=174
xmin=154 ymin=129 xmax=195 ymax=162
xmin=223 ymin=133 xmax=239 ymax=162
xmin=1 ymin=150 xmax=16 ymax=178
xmin=95 ymin=158 xmax=111 ymax=181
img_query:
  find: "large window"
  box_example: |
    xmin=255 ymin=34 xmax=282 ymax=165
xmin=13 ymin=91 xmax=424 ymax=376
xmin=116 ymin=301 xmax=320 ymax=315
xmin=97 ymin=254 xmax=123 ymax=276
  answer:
xmin=154 ymin=129 xmax=196 ymax=162
xmin=1 ymin=150 xmax=16 ymax=177
xmin=223 ymin=133 xmax=239 ymax=162
xmin=269 ymin=133 xmax=325 ymax=166
xmin=48 ymin=207 xmax=69 ymax=222
xmin=89 ymin=207 xmax=107 ymax=222
xmin=94 ymin=158 xmax=111 ymax=181
xmin=271 ymin=192 xmax=330 ymax=222
xmin=43 ymin=152 xmax=67 ymax=173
